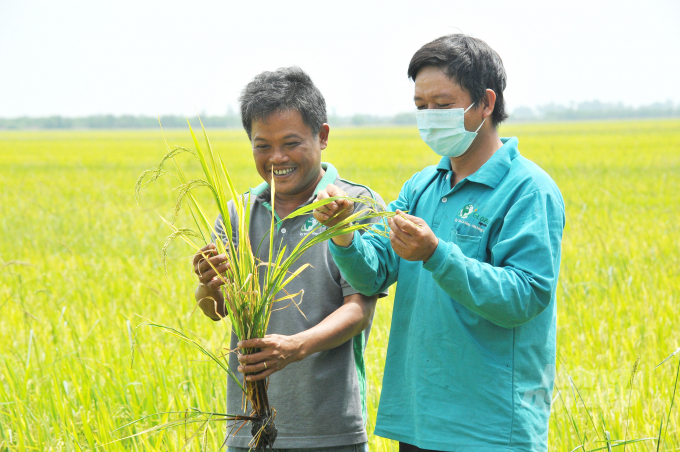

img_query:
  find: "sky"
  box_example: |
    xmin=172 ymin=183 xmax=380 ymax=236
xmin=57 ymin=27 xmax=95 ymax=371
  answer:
xmin=1 ymin=0 xmax=679 ymax=118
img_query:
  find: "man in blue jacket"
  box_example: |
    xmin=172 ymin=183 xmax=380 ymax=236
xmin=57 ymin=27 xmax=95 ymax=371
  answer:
xmin=314 ymin=34 xmax=565 ymax=452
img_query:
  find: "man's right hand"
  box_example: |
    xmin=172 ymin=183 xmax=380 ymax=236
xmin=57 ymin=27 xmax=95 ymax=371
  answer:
xmin=193 ymin=244 xmax=230 ymax=291
xmin=314 ymin=183 xmax=355 ymax=227
xmin=314 ymin=184 xmax=355 ymax=247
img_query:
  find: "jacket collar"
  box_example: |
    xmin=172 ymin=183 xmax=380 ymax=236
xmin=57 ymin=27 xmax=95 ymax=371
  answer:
xmin=436 ymin=137 xmax=519 ymax=189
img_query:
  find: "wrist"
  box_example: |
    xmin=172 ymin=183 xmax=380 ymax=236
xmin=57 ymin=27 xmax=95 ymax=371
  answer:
xmin=331 ymin=231 xmax=354 ymax=248
xmin=291 ymin=332 xmax=311 ymax=362
xmin=422 ymin=238 xmax=439 ymax=263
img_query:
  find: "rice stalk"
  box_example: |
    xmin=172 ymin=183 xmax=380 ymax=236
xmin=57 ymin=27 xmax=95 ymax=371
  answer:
xmin=171 ymin=179 xmax=216 ymax=224
xmin=161 ymin=228 xmax=204 ymax=276
xmin=656 ymin=347 xmax=680 ymax=449
xmin=134 ymin=168 xmax=171 ymax=203
xmin=622 ymin=357 xmax=640 ymax=452
xmin=134 ymin=145 xmax=197 ymax=203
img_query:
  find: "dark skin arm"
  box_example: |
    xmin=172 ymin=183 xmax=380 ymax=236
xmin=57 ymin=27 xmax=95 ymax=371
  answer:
xmin=236 ymin=292 xmax=378 ymax=382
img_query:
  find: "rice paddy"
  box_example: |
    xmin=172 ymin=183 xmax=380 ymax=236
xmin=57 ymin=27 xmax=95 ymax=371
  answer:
xmin=0 ymin=119 xmax=679 ymax=450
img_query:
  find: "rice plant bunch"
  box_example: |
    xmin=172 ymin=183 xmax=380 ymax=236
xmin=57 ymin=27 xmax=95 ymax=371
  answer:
xmin=134 ymin=119 xmax=394 ymax=449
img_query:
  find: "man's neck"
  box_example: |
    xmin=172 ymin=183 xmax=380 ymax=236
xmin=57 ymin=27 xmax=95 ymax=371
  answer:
xmin=450 ymin=130 xmax=503 ymax=186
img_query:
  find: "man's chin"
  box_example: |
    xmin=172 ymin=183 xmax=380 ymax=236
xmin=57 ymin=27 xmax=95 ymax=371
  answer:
xmin=268 ymin=177 xmax=294 ymax=192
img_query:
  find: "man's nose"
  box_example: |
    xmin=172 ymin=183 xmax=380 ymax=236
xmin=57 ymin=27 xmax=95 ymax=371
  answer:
xmin=270 ymin=146 xmax=288 ymax=163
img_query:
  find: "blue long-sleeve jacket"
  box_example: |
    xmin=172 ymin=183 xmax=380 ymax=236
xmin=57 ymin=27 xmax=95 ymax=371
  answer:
xmin=329 ymin=137 xmax=565 ymax=451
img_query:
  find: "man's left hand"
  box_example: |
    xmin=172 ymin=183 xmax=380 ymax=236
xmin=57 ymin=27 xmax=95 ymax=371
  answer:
xmin=237 ymin=334 xmax=303 ymax=382
xmin=388 ymin=209 xmax=439 ymax=262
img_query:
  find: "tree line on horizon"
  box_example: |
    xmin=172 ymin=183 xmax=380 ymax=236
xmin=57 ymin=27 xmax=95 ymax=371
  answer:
xmin=1 ymin=100 xmax=679 ymax=129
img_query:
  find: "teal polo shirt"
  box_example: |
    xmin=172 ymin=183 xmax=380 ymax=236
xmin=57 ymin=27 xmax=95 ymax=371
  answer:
xmin=329 ymin=138 xmax=565 ymax=451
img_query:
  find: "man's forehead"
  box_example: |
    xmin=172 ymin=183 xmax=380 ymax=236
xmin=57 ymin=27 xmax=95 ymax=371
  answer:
xmin=413 ymin=67 xmax=469 ymax=101
xmin=251 ymin=109 xmax=313 ymax=139
xmin=253 ymin=108 xmax=301 ymax=126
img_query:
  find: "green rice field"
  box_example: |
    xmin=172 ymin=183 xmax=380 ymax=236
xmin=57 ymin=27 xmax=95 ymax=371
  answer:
xmin=1 ymin=119 xmax=679 ymax=451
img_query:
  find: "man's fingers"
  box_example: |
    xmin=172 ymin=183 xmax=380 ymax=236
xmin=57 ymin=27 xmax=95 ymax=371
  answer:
xmin=195 ymin=251 xmax=217 ymax=274
xmin=236 ymin=344 xmax=274 ymax=377
xmin=314 ymin=185 xmax=354 ymax=228
xmin=244 ymin=367 xmax=275 ymax=382
xmin=325 ymin=201 xmax=339 ymax=212
xmin=204 ymin=274 xmax=230 ymax=290
xmin=395 ymin=210 xmax=420 ymax=221
xmin=193 ymin=244 xmax=216 ymax=265
xmin=238 ymin=361 xmax=269 ymax=375
xmin=388 ymin=216 xmax=410 ymax=238
xmin=392 ymin=215 xmax=419 ymax=235
xmin=197 ymin=254 xmax=228 ymax=275
xmin=238 ymin=338 xmax=265 ymax=350
xmin=314 ymin=210 xmax=331 ymax=221
xmin=389 ymin=230 xmax=408 ymax=250
xmin=325 ymin=184 xmax=343 ymax=197
xmin=315 ymin=200 xmax=338 ymax=215
xmin=393 ymin=210 xmax=425 ymax=234
xmin=237 ymin=350 xmax=269 ymax=365
xmin=335 ymin=198 xmax=350 ymax=210
xmin=315 ymin=203 xmax=341 ymax=224
xmin=199 ymin=262 xmax=230 ymax=281
xmin=238 ymin=357 xmax=273 ymax=375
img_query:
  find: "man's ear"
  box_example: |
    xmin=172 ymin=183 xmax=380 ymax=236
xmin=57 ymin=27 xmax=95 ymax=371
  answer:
xmin=482 ymin=89 xmax=496 ymax=120
xmin=318 ymin=123 xmax=330 ymax=150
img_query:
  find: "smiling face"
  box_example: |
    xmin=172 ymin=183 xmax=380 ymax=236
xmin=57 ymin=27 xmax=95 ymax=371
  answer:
xmin=251 ymin=109 xmax=328 ymax=200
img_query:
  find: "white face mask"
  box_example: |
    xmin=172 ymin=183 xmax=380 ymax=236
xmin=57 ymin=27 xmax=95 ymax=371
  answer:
xmin=416 ymin=103 xmax=486 ymax=158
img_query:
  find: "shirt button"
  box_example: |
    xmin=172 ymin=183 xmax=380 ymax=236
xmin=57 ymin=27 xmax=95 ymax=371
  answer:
xmin=281 ymin=228 xmax=287 ymax=233
xmin=441 ymin=197 xmax=448 ymax=203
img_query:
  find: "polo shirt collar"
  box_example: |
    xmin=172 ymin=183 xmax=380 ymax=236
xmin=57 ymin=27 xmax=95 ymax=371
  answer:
xmin=249 ymin=162 xmax=339 ymax=200
xmin=436 ymin=137 xmax=519 ymax=189
xmin=436 ymin=156 xmax=453 ymax=172
xmin=315 ymin=162 xmax=339 ymax=194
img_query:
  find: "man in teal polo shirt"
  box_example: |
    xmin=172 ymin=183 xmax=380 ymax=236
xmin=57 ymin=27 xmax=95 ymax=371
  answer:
xmin=315 ymin=35 xmax=565 ymax=451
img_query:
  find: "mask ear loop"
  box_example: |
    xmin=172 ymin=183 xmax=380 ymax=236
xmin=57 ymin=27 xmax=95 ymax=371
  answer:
xmin=464 ymin=102 xmax=487 ymax=132
xmin=474 ymin=116 xmax=487 ymax=133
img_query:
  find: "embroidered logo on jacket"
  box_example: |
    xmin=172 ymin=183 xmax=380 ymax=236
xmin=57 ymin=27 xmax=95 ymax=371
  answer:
xmin=457 ymin=204 xmax=490 ymax=232
xmin=459 ymin=204 xmax=476 ymax=218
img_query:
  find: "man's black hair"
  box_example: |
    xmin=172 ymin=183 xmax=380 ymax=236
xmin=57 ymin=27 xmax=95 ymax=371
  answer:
xmin=408 ymin=34 xmax=508 ymax=126
xmin=239 ymin=66 xmax=327 ymax=139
